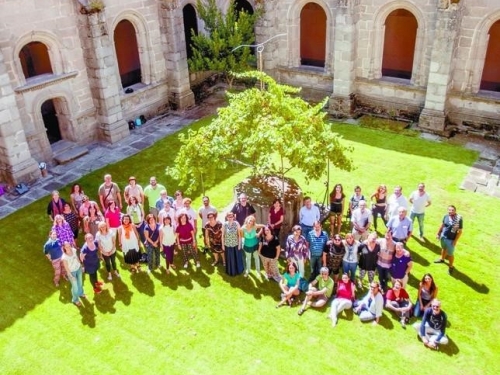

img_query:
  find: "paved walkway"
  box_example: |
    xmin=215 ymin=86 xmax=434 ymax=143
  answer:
xmin=0 ymin=92 xmax=226 ymax=220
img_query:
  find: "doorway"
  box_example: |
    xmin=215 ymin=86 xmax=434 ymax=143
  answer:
xmin=41 ymin=99 xmax=61 ymax=144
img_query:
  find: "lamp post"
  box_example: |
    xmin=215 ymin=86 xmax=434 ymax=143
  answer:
xmin=232 ymin=33 xmax=287 ymax=89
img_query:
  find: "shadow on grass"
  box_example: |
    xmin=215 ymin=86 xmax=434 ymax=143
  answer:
xmin=332 ymin=123 xmax=479 ymax=166
xmin=450 ymin=268 xmax=489 ymax=294
xmin=131 ymin=272 xmax=155 ymax=296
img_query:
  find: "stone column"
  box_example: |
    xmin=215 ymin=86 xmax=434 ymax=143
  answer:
xmin=80 ymin=10 xmax=129 ymax=143
xmin=329 ymin=0 xmax=358 ymax=117
xmin=418 ymin=2 xmax=462 ymax=133
xmin=159 ymin=0 xmax=194 ymax=110
xmin=0 ymin=50 xmax=40 ymax=185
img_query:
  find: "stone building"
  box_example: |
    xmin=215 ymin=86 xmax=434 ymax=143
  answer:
xmin=0 ymin=0 xmax=499 ymax=186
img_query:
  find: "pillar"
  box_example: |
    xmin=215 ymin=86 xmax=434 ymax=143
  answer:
xmin=418 ymin=2 xmax=462 ymax=133
xmin=80 ymin=10 xmax=129 ymax=143
xmin=329 ymin=0 xmax=358 ymax=117
xmin=159 ymin=0 xmax=195 ymax=110
xmin=0 ymin=50 xmax=41 ymax=185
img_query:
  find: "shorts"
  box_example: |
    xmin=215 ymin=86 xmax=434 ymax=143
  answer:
xmin=440 ymin=238 xmax=455 ymax=255
xmin=329 ymin=211 xmax=343 ymax=218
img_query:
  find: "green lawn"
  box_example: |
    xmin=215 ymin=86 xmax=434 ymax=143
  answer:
xmin=0 ymin=119 xmax=498 ymax=375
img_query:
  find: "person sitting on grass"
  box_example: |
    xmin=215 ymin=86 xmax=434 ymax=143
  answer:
xmin=328 ymin=273 xmax=355 ymax=327
xmin=414 ymin=273 xmax=438 ymax=318
xmin=298 ymin=267 xmax=334 ymax=316
xmin=385 ymin=278 xmax=412 ymax=328
xmin=413 ymin=299 xmax=449 ymax=350
xmin=353 ymin=281 xmax=384 ymax=325
xmin=277 ymin=262 xmax=301 ymax=308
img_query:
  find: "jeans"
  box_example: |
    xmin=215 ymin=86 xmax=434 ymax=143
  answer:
xmin=244 ymin=250 xmax=260 ymax=273
xmin=146 ymin=244 xmax=161 ymax=271
xmin=309 ymin=254 xmax=322 ymax=281
xmin=69 ymin=267 xmax=84 ymax=303
xmin=343 ymin=261 xmax=358 ymax=283
xmin=410 ymin=211 xmax=425 ymax=237
xmin=300 ymin=224 xmax=313 ymax=244
xmin=330 ymin=298 xmax=353 ymax=320
xmin=413 ymin=322 xmax=449 ymax=345
xmin=377 ymin=265 xmax=391 ymax=292
xmin=103 ymin=252 xmax=117 ymax=272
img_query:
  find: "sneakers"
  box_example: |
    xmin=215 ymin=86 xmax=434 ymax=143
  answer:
xmin=196 ymin=262 xmax=201 ymax=268
xmin=331 ymin=315 xmax=337 ymax=327
xmin=434 ymin=259 xmax=444 ymax=264
xmin=298 ymin=308 xmax=305 ymax=316
xmin=448 ymin=267 xmax=454 ymax=275
xmin=93 ymin=287 xmax=102 ymax=294
xmin=107 ymin=273 xmax=112 ymax=281
xmin=96 ymin=281 xmax=104 ymax=286
xmin=244 ymin=272 xmax=249 ymax=278
xmin=183 ymin=262 xmax=188 ymax=269
xmin=114 ymin=271 xmax=121 ymax=278
xmin=400 ymin=318 xmax=407 ymax=329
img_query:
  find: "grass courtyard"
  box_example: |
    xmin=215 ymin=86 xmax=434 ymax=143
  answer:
xmin=0 ymin=118 xmax=498 ymax=375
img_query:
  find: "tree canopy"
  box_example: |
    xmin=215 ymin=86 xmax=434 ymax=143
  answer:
xmin=168 ymin=71 xmax=354 ymax=192
xmin=188 ymin=0 xmax=259 ymax=85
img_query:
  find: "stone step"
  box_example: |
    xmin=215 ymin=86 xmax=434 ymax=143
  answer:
xmin=53 ymin=145 xmax=89 ymax=164
xmin=51 ymin=140 xmax=78 ymax=155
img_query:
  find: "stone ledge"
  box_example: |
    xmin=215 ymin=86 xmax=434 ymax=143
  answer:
xmin=15 ymin=72 xmax=78 ymax=93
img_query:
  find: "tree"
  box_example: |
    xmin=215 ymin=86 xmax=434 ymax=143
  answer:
xmin=168 ymin=71 xmax=354 ymax=193
xmin=188 ymin=0 xmax=259 ymax=86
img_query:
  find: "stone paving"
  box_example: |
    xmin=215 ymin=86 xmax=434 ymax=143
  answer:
xmin=0 ymin=92 xmax=226 ymax=220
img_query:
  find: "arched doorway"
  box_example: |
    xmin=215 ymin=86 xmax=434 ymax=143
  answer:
xmin=183 ymin=4 xmax=198 ymax=60
xmin=382 ymin=9 xmax=417 ymax=79
xmin=235 ymin=0 xmax=254 ymax=15
xmin=480 ymin=20 xmax=500 ymax=92
xmin=42 ymin=99 xmax=61 ymax=144
xmin=19 ymin=41 xmax=53 ymax=79
xmin=300 ymin=3 xmax=326 ymax=67
xmin=114 ymin=20 xmax=141 ymax=88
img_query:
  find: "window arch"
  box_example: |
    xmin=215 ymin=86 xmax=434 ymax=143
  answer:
xmin=480 ymin=20 xmax=500 ymax=92
xmin=183 ymin=4 xmax=198 ymax=60
xmin=19 ymin=42 xmax=53 ymax=79
xmin=300 ymin=3 xmax=326 ymax=67
xmin=114 ymin=20 xmax=141 ymax=88
xmin=234 ymin=0 xmax=254 ymax=15
xmin=382 ymin=9 xmax=417 ymax=79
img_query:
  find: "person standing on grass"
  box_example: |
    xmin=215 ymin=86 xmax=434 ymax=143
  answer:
xmin=83 ymin=203 xmax=104 ymax=238
xmin=386 ymin=207 xmax=412 ymax=244
xmin=276 ymin=262 xmax=301 ymax=308
xmin=118 ymin=214 xmax=142 ymax=273
xmin=328 ymin=273 xmax=355 ymax=327
xmin=123 ymin=176 xmax=144 ymax=204
xmin=96 ymin=222 xmax=120 ymax=281
xmin=47 ymin=190 xmax=66 ymax=221
xmin=342 ymin=233 xmax=361 ymax=284
xmin=348 ymin=186 xmax=365 ymax=222
xmin=143 ymin=176 xmax=166 ymax=218
xmin=286 ymin=225 xmax=309 ymax=278
xmin=370 ymin=184 xmax=388 ymax=232
xmin=376 ymin=231 xmax=396 ymax=293
xmin=435 ymin=205 xmax=463 ymax=275
xmin=62 ymin=203 xmax=79 ymax=242
xmin=104 ymin=200 xmax=122 ymax=239
xmin=259 ymin=225 xmax=282 ymax=282
xmin=69 ymin=183 xmax=85 ymax=218
xmin=222 ymin=212 xmax=244 ymax=276
xmin=299 ymin=196 xmax=320 ymax=243
xmin=178 ymin=198 xmax=198 ymax=236
xmin=351 ymin=200 xmax=372 ymax=241
xmin=409 ymin=183 xmax=431 ymax=240
xmin=268 ymin=198 xmax=284 ymax=239
xmin=353 ymin=281 xmax=384 ymax=325
xmin=199 ymin=196 xmax=217 ymax=251
xmin=329 ymin=183 xmax=345 ymax=236
xmin=155 ymin=190 xmax=174 ymax=216
xmin=231 ymin=193 xmax=256 ymax=227
xmin=358 ymin=233 xmax=380 ymax=289
xmin=413 ymin=299 xmax=449 ymax=349
xmin=386 ymin=185 xmax=408 ymax=220
xmin=390 ymin=242 xmax=413 ymax=288
xmin=323 ymin=234 xmax=345 ymax=282
xmin=62 ymin=241 xmax=85 ymax=307
xmin=80 ymin=233 xmax=103 ymax=294
xmin=127 ymin=195 xmax=146 ymax=243
xmin=159 ymin=216 xmax=176 ymax=273
xmin=98 ymin=174 xmax=122 ymax=213
xmin=307 ymin=221 xmax=329 ymax=282
xmin=144 ymin=214 xmax=161 ymax=274
xmin=241 ymin=216 xmax=264 ymax=277
xmin=176 ymin=213 xmax=200 ymax=269
xmin=43 ymin=230 xmax=65 ymax=287
xmin=52 ymin=214 xmax=76 ymax=248
xmin=298 ymin=267 xmax=334 ymax=316
xmin=205 ymin=212 xmax=224 ymax=267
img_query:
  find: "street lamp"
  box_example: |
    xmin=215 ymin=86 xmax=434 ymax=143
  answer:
xmin=232 ymin=33 xmax=287 ymax=89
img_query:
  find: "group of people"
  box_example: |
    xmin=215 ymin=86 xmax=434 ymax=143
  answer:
xmin=43 ymin=176 xmax=459 ymax=350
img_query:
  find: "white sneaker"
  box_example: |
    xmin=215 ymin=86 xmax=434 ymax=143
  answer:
xmin=107 ymin=273 xmax=112 ymax=281
xmin=114 ymin=271 xmax=121 ymax=278
xmin=244 ymin=272 xmax=249 ymax=277
xmin=196 ymin=262 xmax=201 ymax=268
xmin=147 ymin=269 xmax=151 ymax=274
xmin=183 ymin=263 xmax=188 ymax=269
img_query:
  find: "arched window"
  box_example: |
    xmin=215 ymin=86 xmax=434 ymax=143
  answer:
xmin=234 ymin=0 xmax=254 ymax=15
xmin=114 ymin=20 xmax=141 ymax=88
xmin=300 ymin=3 xmax=326 ymax=68
xmin=183 ymin=4 xmax=198 ymax=60
xmin=382 ymin=9 xmax=417 ymax=79
xmin=19 ymin=42 xmax=53 ymax=79
xmin=480 ymin=20 xmax=500 ymax=92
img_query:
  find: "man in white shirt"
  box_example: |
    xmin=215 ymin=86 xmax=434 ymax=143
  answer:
xmin=386 ymin=185 xmax=408 ymax=219
xmin=351 ymin=200 xmax=372 ymax=241
xmin=409 ymin=183 xmax=431 ymax=239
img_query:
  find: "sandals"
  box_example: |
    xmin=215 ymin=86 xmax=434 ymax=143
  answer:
xmin=73 ymin=301 xmax=82 ymax=307
xmin=298 ymin=308 xmax=305 ymax=316
xmin=211 ymin=261 xmax=218 ymax=266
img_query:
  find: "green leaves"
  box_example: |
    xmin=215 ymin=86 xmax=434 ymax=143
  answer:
xmin=169 ymin=72 xmax=353 ymax=192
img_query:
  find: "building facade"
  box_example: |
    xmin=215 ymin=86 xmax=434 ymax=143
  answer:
xmin=0 ymin=0 xmax=499 ymax=186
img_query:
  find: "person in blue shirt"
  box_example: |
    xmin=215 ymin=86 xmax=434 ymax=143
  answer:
xmin=307 ymin=221 xmax=329 ymax=281
xmin=413 ymin=299 xmax=449 ymax=349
